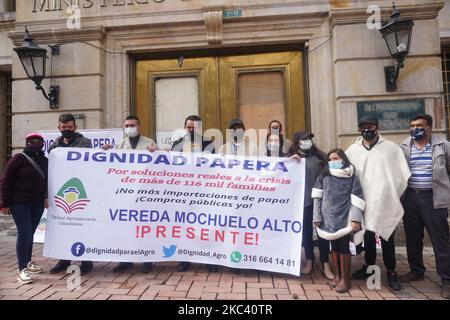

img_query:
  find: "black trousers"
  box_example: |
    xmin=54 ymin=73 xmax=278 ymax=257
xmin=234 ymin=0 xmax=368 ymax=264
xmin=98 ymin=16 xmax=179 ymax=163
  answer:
xmin=331 ymin=234 xmax=351 ymax=254
xmin=363 ymin=230 xmax=396 ymax=271
xmin=403 ymin=189 xmax=450 ymax=281
xmin=303 ymin=205 xmax=330 ymax=263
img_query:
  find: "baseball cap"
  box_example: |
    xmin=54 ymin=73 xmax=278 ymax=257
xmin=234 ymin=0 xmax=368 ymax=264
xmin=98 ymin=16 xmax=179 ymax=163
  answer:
xmin=293 ymin=130 xmax=314 ymax=141
xmin=229 ymin=118 xmax=245 ymax=129
xmin=358 ymin=116 xmax=379 ymax=127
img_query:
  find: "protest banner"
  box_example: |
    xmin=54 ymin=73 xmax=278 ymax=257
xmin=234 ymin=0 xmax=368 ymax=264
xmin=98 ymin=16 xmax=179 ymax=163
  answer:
xmin=44 ymin=148 xmax=305 ymax=275
xmin=33 ymin=129 xmax=124 ymax=243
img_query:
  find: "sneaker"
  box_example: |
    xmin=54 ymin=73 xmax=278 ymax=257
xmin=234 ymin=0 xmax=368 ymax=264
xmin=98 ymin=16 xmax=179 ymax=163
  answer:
xmin=142 ymin=262 xmax=153 ymax=273
xmin=49 ymin=260 xmax=71 ymax=274
xmin=80 ymin=261 xmax=93 ymax=275
xmin=17 ymin=268 xmax=33 ymax=284
xmin=352 ymin=265 xmax=369 ymax=280
xmin=27 ymin=261 xmax=43 ymax=274
xmin=387 ymin=271 xmax=401 ymax=291
xmin=399 ymin=271 xmax=425 ymax=283
xmin=113 ymin=262 xmax=133 ymax=273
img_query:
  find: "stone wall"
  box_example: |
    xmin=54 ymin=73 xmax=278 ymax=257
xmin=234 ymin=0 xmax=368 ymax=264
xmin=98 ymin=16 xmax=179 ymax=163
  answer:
xmin=3 ymin=0 xmax=448 ymax=151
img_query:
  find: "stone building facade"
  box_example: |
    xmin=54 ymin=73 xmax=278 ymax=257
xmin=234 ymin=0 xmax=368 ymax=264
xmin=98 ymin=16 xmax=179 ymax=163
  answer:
xmin=0 ymin=0 xmax=449 ymax=168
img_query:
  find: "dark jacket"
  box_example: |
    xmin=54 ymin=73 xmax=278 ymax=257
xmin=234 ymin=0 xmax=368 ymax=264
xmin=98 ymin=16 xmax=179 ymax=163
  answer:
xmin=400 ymin=135 xmax=450 ymax=209
xmin=304 ymin=155 xmax=325 ymax=207
xmin=1 ymin=152 xmax=48 ymax=207
xmin=171 ymin=135 xmax=215 ymax=153
xmin=48 ymin=132 xmax=92 ymax=152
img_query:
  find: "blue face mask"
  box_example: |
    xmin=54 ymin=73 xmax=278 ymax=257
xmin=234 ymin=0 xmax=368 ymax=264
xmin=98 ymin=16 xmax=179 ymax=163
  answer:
xmin=328 ymin=160 xmax=344 ymax=170
xmin=410 ymin=128 xmax=426 ymax=141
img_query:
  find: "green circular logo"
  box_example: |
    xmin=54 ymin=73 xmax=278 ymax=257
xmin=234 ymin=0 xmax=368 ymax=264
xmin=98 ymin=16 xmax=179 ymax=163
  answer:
xmin=230 ymin=251 xmax=242 ymax=263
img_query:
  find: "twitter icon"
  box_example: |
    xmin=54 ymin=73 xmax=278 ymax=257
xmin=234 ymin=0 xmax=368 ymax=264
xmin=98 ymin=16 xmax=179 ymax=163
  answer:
xmin=162 ymin=245 xmax=177 ymax=258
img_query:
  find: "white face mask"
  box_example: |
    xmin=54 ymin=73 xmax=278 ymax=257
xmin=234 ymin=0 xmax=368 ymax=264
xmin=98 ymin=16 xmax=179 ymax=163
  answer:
xmin=299 ymin=139 xmax=313 ymax=150
xmin=268 ymin=143 xmax=280 ymax=152
xmin=124 ymin=127 xmax=139 ymax=138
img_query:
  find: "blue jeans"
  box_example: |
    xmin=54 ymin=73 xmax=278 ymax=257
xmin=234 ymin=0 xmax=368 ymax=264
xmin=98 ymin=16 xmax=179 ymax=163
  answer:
xmin=11 ymin=202 xmax=44 ymax=270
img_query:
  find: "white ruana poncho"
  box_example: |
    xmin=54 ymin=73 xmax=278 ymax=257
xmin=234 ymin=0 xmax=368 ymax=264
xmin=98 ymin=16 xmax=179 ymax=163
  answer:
xmin=345 ymin=135 xmax=411 ymax=240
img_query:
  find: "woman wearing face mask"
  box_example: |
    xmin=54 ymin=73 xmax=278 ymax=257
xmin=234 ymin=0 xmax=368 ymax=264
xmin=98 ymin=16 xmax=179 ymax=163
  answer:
xmin=267 ymin=120 xmax=292 ymax=155
xmin=312 ymin=148 xmax=365 ymax=293
xmin=1 ymin=133 xmax=48 ymax=284
xmin=289 ymin=131 xmax=334 ymax=279
xmin=265 ymin=134 xmax=287 ymax=157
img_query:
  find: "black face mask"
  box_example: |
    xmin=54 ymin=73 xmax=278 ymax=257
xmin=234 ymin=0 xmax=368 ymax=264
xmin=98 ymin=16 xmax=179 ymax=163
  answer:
xmin=25 ymin=142 xmax=44 ymax=153
xmin=232 ymin=129 xmax=245 ymax=143
xmin=361 ymin=129 xmax=377 ymax=141
xmin=23 ymin=143 xmax=44 ymax=155
xmin=62 ymin=130 xmax=76 ymax=140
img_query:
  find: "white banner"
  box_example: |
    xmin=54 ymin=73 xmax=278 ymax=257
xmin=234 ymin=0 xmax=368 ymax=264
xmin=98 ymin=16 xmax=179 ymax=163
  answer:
xmin=44 ymin=148 xmax=305 ymax=276
xmin=33 ymin=129 xmax=124 ymax=243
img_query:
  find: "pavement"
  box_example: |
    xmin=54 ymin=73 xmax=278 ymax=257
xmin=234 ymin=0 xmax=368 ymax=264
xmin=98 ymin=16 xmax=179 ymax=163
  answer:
xmin=0 ymin=233 xmax=447 ymax=301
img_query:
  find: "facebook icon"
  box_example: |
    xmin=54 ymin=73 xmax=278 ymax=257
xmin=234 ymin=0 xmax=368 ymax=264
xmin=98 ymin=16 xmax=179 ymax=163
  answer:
xmin=71 ymin=242 xmax=86 ymax=257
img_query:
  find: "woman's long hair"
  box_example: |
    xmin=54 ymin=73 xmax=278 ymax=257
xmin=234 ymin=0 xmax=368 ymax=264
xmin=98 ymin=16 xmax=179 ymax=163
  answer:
xmin=266 ymin=120 xmax=284 ymax=155
xmin=266 ymin=133 xmax=284 ymax=157
xmin=323 ymin=148 xmax=353 ymax=176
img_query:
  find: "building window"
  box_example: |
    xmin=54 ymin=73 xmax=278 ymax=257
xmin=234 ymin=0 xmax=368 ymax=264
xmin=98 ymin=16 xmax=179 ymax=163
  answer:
xmin=0 ymin=72 xmax=12 ymax=169
xmin=443 ymin=47 xmax=450 ymax=138
xmin=4 ymin=0 xmax=15 ymax=12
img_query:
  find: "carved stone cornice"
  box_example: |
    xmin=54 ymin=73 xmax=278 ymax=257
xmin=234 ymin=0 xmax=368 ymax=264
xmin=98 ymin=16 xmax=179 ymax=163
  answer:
xmin=203 ymin=9 xmax=223 ymax=44
xmin=7 ymin=26 xmax=105 ymax=45
xmin=330 ymin=1 xmax=445 ymax=27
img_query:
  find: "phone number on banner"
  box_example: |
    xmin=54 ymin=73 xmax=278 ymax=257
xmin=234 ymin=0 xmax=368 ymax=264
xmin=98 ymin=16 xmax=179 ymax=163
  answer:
xmin=243 ymin=255 xmax=297 ymax=267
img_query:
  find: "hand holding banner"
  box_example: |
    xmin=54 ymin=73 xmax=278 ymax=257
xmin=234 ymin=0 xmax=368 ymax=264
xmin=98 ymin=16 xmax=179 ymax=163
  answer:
xmin=44 ymin=148 xmax=305 ymax=276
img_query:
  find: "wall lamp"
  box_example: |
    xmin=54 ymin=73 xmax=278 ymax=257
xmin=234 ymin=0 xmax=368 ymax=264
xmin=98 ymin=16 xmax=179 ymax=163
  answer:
xmin=379 ymin=3 xmax=414 ymax=92
xmin=13 ymin=28 xmax=60 ymax=109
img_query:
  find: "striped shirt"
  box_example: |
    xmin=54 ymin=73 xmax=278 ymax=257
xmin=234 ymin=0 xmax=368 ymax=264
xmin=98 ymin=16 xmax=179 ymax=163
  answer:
xmin=408 ymin=142 xmax=433 ymax=189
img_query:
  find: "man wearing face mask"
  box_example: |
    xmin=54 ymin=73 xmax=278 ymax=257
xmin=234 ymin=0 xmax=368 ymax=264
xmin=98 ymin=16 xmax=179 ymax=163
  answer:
xmin=218 ymin=119 xmax=258 ymax=156
xmin=289 ymin=131 xmax=334 ymax=279
xmin=48 ymin=114 xmax=94 ymax=275
xmin=346 ymin=116 xmax=410 ymax=291
xmin=399 ymin=114 xmax=450 ymax=299
xmin=48 ymin=114 xmax=92 ymax=152
xmin=218 ymin=119 xmax=257 ymax=275
xmin=170 ymin=115 xmax=217 ymax=273
xmin=103 ymin=115 xmax=158 ymax=152
xmin=103 ymin=115 xmax=158 ymax=273
xmin=171 ymin=115 xmax=215 ymax=153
